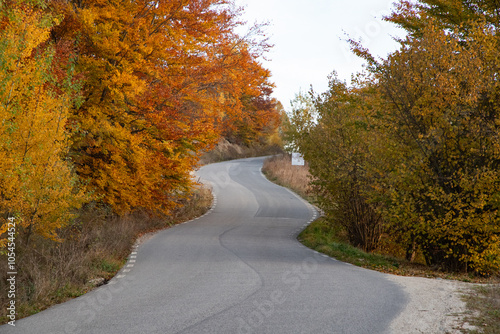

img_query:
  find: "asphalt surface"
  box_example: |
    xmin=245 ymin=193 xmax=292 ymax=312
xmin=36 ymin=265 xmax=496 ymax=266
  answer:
xmin=1 ymin=157 xmax=407 ymax=334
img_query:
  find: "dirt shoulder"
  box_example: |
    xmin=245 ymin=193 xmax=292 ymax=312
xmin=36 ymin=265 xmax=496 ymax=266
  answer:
xmin=389 ymin=275 xmax=476 ymax=334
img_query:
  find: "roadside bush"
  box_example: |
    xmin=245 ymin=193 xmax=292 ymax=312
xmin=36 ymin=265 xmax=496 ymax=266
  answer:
xmin=287 ymin=19 xmax=500 ymax=275
xmin=287 ymin=79 xmax=385 ymax=252
xmin=376 ymin=22 xmax=500 ymax=274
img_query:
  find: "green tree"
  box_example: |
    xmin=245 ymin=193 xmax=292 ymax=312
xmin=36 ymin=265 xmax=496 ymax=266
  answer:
xmin=282 ymin=91 xmax=317 ymax=153
xmin=289 ymin=75 xmax=387 ymax=252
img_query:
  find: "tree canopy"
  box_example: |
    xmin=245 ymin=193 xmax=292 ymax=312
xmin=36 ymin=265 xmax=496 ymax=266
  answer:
xmin=288 ymin=0 xmax=500 ymax=275
xmin=0 ymin=0 xmax=280 ymax=244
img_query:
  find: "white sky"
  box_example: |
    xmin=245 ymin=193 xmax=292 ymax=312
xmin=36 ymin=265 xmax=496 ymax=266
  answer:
xmin=237 ymin=0 xmax=406 ymax=109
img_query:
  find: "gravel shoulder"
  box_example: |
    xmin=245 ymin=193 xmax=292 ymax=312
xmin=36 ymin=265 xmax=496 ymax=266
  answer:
xmin=388 ymin=275 xmax=476 ymax=333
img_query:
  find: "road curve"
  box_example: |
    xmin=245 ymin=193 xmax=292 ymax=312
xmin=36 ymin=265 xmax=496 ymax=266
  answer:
xmin=2 ymin=157 xmax=406 ymax=334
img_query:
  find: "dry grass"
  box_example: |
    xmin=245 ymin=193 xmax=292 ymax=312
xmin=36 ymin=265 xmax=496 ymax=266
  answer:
xmin=464 ymin=285 xmax=500 ymax=333
xmin=261 ymin=154 xmax=312 ymax=198
xmin=0 ymin=186 xmax=212 ymax=323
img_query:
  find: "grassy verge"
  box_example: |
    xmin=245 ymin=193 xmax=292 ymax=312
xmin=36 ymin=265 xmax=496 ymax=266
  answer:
xmin=263 ymin=155 xmax=498 ymax=279
xmin=0 ymin=186 xmax=212 ymax=323
xmin=296 ymin=217 xmax=493 ymax=281
xmin=298 ymin=218 xmax=402 ymax=272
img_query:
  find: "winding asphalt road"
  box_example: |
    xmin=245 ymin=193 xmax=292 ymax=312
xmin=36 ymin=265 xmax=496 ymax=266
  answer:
xmin=2 ymin=157 xmax=406 ymax=334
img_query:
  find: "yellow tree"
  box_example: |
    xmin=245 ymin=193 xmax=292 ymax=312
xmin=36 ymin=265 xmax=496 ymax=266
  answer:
xmin=376 ymin=20 xmax=500 ymax=274
xmin=0 ymin=1 xmax=85 ymax=245
xmin=386 ymin=0 xmax=500 ymax=37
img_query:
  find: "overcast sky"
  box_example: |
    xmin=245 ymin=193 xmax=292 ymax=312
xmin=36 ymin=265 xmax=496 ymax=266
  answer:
xmin=237 ymin=0 xmax=406 ymax=109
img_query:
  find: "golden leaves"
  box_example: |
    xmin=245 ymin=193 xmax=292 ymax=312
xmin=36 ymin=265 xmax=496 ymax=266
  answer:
xmin=0 ymin=0 xmax=276 ymax=246
xmin=291 ymin=4 xmax=500 ymax=274
xmin=0 ymin=1 xmax=87 ymax=245
xmin=47 ymin=0 xmax=277 ymax=213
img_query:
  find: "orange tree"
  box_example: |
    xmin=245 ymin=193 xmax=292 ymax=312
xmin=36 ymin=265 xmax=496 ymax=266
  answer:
xmin=49 ymin=0 xmax=278 ymax=214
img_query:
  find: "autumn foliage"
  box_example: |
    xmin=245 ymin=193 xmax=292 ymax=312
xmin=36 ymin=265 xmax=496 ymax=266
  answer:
xmin=287 ymin=0 xmax=500 ymax=274
xmin=0 ymin=0 xmax=279 ymax=244
xmin=0 ymin=1 xmax=86 ymax=245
